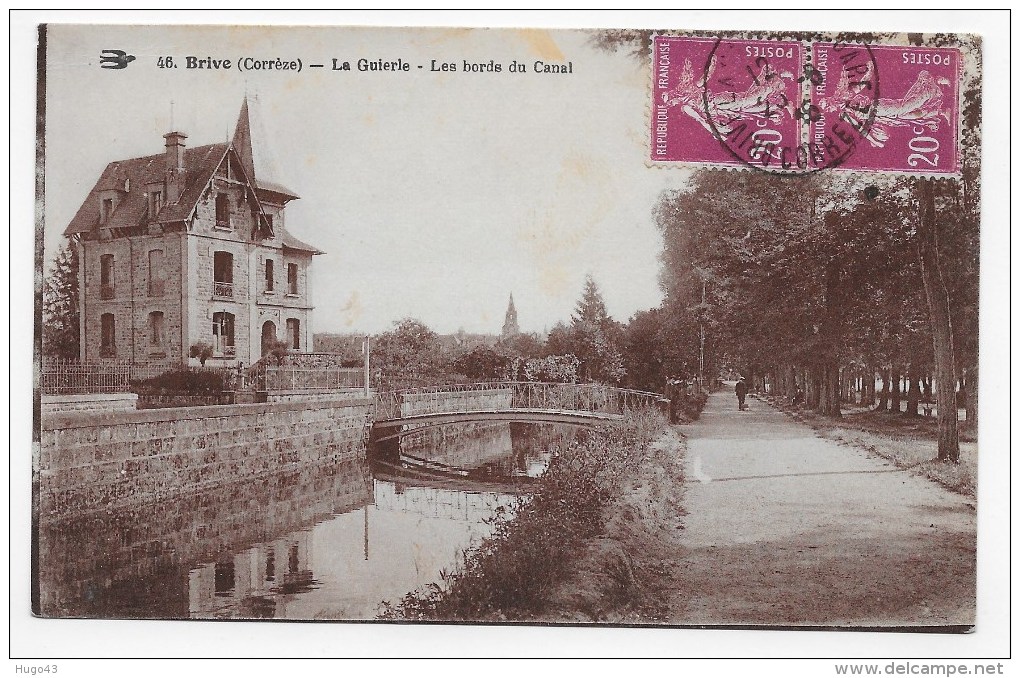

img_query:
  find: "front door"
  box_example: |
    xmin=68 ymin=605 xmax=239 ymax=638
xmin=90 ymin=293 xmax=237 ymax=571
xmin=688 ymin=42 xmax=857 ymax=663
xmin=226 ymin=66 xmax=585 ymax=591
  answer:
xmin=261 ymin=321 xmax=277 ymax=356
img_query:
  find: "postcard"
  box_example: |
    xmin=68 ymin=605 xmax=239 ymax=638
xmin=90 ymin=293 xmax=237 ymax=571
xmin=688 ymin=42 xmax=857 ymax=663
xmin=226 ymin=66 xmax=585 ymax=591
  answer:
xmin=19 ymin=15 xmax=1009 ymax=663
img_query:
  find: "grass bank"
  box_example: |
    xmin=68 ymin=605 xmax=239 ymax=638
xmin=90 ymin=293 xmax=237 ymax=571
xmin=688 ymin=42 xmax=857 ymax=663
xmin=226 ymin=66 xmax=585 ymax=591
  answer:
xmin=761 ymin=395 xmax=976 ymax=499
xmin=379 ymin=408 xmax=689 ymax=623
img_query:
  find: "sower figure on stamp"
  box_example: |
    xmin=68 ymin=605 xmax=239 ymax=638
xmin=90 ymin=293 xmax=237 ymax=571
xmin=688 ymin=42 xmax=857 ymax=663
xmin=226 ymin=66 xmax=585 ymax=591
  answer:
xmin=735 ymin=377 xmax=749 ymax=411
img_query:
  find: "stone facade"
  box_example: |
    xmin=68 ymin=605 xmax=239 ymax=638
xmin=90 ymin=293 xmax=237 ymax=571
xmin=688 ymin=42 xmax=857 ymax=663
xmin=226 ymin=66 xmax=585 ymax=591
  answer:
xmin=79 ymin=231 xmax=185 ymax=365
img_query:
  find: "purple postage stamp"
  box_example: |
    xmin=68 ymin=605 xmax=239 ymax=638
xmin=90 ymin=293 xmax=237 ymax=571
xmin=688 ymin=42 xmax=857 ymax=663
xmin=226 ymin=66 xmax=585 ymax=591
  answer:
xmin=811 ymin=43 xmax=960 ymax=174
xmin=652 ymin=35 xmax=961 ymax=175
xmin=653 ymin=37 xmax=805 ymax=171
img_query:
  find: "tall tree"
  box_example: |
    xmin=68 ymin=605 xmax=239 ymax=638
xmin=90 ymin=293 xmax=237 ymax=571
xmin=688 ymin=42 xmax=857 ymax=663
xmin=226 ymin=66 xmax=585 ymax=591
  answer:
xmin=42 ymin=242 xmax=80 ymax=359
xmin=544 ymin=277 xmax=626 ymax=384
xmin=572 ymin=275 xmax=611 ymax=329
xmin=372 ymin=318 xmax=446 ymax=387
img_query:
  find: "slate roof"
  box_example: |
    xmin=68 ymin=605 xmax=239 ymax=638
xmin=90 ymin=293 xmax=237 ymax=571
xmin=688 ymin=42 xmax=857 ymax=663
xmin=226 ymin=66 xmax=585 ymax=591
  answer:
xmin=257 ymin=179 xmax=301 ymax=201
xmin=281 ymin=229 xmax=323 ymax=255
xmin=63 ymin=98 xmax=319 ymax=257
xmin=63 ymin=143 xmax=229 ymax=236
xmin=62 ymin=141 xmax=316 ymax=253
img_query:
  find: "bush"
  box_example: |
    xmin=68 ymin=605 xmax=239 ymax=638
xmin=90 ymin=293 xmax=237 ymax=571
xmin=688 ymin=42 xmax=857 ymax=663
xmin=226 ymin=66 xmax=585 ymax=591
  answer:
xmin=189 ymin=342 xmax=213 ymax=366
xmin=264 ymin=339 xmax=291 ymax=365
xmin=131 ymin=368 xmax=230 ymax=396
xmin=508 ymin=354 xmax=579 ymax=383
xmin=453 ymin=345 xmax=512 ymax=380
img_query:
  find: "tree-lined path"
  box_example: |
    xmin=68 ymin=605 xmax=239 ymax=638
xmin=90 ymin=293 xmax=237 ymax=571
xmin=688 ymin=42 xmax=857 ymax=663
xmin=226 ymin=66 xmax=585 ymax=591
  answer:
xmin=670 ymin=387 xmax=975 ymax=627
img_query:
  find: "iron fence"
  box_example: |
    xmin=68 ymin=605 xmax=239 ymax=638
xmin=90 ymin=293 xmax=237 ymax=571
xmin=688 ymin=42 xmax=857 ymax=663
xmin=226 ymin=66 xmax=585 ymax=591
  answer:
xmin=41 ymin=359 xmax=132 ymax=394
xmin=372 ymin=381 xmax=668 ymax=421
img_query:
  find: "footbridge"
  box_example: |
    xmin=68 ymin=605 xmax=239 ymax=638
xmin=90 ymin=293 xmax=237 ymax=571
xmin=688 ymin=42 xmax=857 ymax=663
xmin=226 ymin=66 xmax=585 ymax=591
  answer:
xmin=370 ymin=382 xmax=668 ymax=442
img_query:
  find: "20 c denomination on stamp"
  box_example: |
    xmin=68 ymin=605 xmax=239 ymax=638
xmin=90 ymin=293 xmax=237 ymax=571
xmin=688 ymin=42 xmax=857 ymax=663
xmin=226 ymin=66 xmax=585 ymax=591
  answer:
xmin=651 ymin=35 xmax=960 ymax=176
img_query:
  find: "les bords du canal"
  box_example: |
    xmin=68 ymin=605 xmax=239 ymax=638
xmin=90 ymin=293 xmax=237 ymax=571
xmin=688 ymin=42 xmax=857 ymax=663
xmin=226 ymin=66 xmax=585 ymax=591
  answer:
xmin=36 ymin=422 xmax=582 ymax=620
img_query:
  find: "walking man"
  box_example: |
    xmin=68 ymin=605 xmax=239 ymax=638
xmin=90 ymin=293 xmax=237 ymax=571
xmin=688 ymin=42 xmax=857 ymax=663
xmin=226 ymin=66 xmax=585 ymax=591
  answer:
xmin=735 ymin=377 xmax=749 ymax=411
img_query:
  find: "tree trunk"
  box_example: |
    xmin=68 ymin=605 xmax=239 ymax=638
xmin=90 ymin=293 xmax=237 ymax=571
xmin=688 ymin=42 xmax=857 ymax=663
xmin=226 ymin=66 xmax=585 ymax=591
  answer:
xmin=890 ymin=365 xmax=902 ymax=414
xmin=816 ymin=258 xmax=842 ymax=418
xmin=807 ymin=367 xmax=820 ymax=409
xmin=917 ymin=178 xmax=960 ymax=462
xmin=905 ymin=365 xmax=921 ymax=416
xmin=877 ymin=367 xmax=890 ymax=411
xmin=817 ymin=361 xmax=842 ymax=416
xmin=861 ymin=366 xmax=875 ymax=407
xmin=965 ymin=363 xmax=978 ymax=429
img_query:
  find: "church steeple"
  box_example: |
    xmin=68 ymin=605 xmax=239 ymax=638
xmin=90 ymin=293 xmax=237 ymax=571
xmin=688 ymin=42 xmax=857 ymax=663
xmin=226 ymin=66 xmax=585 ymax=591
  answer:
xmin=501 ymin=293 xmax=520 ymax=339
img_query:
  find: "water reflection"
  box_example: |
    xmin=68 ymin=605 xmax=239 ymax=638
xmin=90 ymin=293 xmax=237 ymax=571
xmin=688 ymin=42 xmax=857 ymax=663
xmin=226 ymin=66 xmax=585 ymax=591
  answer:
xmin=36 ymin=422 xmax=581 ymax=620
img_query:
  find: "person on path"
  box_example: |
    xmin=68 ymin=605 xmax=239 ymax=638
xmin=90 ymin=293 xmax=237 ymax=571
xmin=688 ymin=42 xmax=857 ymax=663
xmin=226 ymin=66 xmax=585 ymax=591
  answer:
xmin=735 ymin=377 xmax=749 ymax=411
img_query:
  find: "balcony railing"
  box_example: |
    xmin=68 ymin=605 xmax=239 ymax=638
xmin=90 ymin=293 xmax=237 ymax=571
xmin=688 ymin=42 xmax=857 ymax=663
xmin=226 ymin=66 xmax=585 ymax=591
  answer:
xmin=99 ymin=284 xmax=115 ymax=300
xmin=213 ymin=281 xmax=233 ymax=298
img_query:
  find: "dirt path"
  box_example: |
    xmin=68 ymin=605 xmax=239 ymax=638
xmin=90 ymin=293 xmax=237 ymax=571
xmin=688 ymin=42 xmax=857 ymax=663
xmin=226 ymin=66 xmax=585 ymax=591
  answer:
xmin=666 ymin=389 xmax=975 ymax=628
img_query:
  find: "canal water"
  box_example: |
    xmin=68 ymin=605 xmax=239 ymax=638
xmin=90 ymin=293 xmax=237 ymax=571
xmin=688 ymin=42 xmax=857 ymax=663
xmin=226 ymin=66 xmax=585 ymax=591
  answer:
xmin=36 ymin=422 xmax=581 ymax=620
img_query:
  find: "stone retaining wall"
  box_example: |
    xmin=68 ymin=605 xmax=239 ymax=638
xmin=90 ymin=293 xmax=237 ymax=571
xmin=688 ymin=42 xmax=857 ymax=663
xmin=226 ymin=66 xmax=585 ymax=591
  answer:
xmin=267 ymin=388 xmax=367 ymax=403
xmin=42 ymin=393 xmax=139 ymax=414
xmin=38 ymin=396 xmax=372 ymax=518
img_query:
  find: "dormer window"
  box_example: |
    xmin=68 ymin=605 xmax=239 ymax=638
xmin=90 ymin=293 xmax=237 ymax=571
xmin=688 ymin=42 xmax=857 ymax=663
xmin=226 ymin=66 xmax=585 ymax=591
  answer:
xmin=100 ymin=198 xmax=114 ymax=224
xmin=147 ymin=189 xmax=163 ymax=219
xmin=215 ymin=193 xmax=230 ymax=229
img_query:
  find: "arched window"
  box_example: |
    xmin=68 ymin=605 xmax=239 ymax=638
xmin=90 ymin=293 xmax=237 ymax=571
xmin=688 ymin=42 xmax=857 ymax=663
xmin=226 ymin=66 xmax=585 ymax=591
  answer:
xmin=147 ymin=249 xmax=165 ymax=296
xmin=148 ymin=311 xmax=165 ymax=347
xmin=215 ymin=193 xmax=230 ymax=229
xmin=286 ymin=318 xmax=301 ymax=350
xmin=100 ymin=254 xmax=115 ymax=299
xmin=213 ymin=251 xmax=233 ymax=298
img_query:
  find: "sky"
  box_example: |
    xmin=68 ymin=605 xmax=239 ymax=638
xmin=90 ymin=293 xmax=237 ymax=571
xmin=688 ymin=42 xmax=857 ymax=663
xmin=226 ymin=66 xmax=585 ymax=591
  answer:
xmin=42 ymin=24 xmax=686 ymax=336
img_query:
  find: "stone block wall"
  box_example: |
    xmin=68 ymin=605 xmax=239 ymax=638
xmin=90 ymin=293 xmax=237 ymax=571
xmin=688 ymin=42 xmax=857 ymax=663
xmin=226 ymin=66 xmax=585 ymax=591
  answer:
xmin=400 ymin=387 xmax=513 ymax=418
xmin=268 ymin=389 xmax=366 ymax=403
xmin=38 ymin=396 xmax=372 ymax=519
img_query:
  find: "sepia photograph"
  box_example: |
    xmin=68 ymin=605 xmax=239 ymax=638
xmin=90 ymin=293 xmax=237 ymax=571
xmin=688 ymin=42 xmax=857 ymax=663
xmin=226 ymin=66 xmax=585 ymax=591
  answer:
xmin=12 ymin=9 xmax=1011 ymax=668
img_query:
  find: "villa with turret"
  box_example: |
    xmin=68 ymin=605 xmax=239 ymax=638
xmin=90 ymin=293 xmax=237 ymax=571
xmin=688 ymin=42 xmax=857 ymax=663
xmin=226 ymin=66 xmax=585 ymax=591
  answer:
xmin=63 ymin=99 xmax=321 ymax=367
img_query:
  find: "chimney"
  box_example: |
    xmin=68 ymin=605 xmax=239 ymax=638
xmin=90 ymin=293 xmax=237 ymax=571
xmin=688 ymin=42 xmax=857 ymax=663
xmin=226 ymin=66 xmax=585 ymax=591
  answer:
xmin=163 ymin=131 xmax=187 ymax=203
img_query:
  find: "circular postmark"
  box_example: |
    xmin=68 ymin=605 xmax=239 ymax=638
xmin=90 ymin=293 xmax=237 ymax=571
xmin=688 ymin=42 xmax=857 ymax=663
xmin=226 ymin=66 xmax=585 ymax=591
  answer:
xmin=701 ymin=38 xmax=880 ymax=174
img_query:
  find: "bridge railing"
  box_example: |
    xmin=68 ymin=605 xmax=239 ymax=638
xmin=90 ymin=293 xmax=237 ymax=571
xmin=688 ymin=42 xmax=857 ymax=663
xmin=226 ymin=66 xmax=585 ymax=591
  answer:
xmin=371 ymin=381 xmax=668 ymax=421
